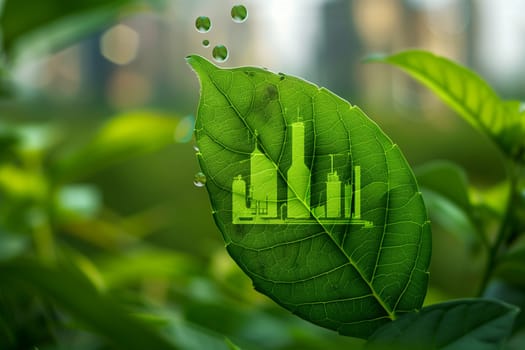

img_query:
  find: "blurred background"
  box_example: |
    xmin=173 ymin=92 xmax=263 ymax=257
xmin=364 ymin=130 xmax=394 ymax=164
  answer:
xmin=1 ymin=0 xmax=524 ymax=349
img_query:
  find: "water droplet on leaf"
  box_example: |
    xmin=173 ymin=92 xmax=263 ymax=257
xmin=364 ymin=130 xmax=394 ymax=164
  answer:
xmin=231 ymin=5 xmax=248 ymax=23
xmin=193 ymin=172 xmax=207 ymax=187
xmin=212 ymin=45 xmax=229 ymax=62
xmin=195 ymin=16 xmax=211 ymax=33
xmin=193 ymin=143 xmax=200 ymax=152
xmin=202 ymin=39 xmax=210 ymax=47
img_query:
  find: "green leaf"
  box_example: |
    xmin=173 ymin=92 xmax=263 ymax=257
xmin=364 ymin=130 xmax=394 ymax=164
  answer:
xmin=415 ymin=161 xmax=481 ymax=245
xmin=98 ymin=248 xmax=201 ymax=289
xmin=0 ymin=0 xmax=165 ymax=61
xmin=415 ymin=161 xmax=471 ymax=214
xmin=367 ymin=50 xmax=525 ymax=163
xmin=494 ymin=244 xmax=525 ymax=288
xmin=366 ymin=299 xmax=519 ymax=350
xmin=0 ymin=230 xmax=28 ymax=261
xmin=484 ymin=280 xmax=525 ymax=332
xmin=187 ymin=55 xmax=431 ymax=338
xmin=52 ymin=110 xmax=181 ymax=182
xmin=0 ymin=259 xmax=178 ymax=350
xmin=420 ymin=189 xmax=479 ymax=245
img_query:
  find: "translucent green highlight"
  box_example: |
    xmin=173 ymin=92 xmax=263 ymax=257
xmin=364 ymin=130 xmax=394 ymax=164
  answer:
xmin=212 ymin=45 xmax=228 ymax=62
xmin=231 ymin=5 xmax=248 ymax=23
xmin=232 ymin=119 xmax=372 ymax=226
xmin=195 ymin=16 xmax=211 ymax=33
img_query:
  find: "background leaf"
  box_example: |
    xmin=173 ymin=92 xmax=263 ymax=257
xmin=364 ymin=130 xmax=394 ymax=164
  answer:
xmin=415 ymin=161 xmax=481 ymax=246
xmin=0 ymin=259 xmax=178 ymax=350
xmin=484 ymin=280 xmax=525 ymax=333
xmin=367 ymin=50 xmax=525 ymax=163
xmin=415 ymin=161 xmax=471 ymax=214
xmin=0 ymin=0 xmax=165 ymax=61
xmin=494 ymin=243 xmax=525 ymax=289
xmin=51 ymin=110 xmax=183 ymax=182
xmin=188 ymin=55 xmax=431 ymax=338
xmin=366 ymin=299 xmax=519 ymax=350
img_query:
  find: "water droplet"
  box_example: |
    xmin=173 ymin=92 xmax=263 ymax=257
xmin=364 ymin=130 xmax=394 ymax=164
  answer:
xmin=212 ymin=45 xmax=228 ymax=63
xmin=202 ymin=39 xmax=210 ymax=47
xmin=193 ymin=172 xmax=207 ymax=187
xmin=192 ymin=143 xmax=200 ymax=152
xmin=231 ymin=5 xmax=248 ymax=23
xmin=195 ymin=16 xmax=211 ymax=33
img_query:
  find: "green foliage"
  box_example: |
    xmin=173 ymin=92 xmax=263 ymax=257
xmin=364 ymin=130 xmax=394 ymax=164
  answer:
xmin=52 ymin=110 xmax=184 ymax=182
xmin=185 ymin=50 xmax=525 ymax=347
xmin=187 ymin=54 xmax=431 ymax=338
xmin=0 ymin=112 xmax=191 ymax=349
xmin=366 ymin=299 xmax=519 ymax=350
xmin=0 ymin=259 xmax=178 ymax=350
xmin=1 ymin=0 xmax=525 ymax=346
xmin=0 ymin=0 xmax=165 ymax=62
xmin=369 ymin=50 xmax=525 ymax=348
xmin=367 ymin=51 xmax=525 ymax=164
xmin=415 ymin=161 xmax=482 ymax=246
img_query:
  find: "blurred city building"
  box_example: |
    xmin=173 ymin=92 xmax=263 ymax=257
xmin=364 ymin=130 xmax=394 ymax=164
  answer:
xmin=8 ymin=0 xmax=525 ymax=117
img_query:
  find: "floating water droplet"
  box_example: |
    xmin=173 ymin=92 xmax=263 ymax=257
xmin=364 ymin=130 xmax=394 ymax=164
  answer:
xmin=202 ymin=39 xmax=210 ymax=47
xmin=212 ymin=45 xmax=228 ymax=63
xmin=195 ymin=16 xmax=211 ymax=33
xmin=193 ymin=172 xmax=207 ymax=187
xmin=231 ymin=5 xmax=248 ymax=23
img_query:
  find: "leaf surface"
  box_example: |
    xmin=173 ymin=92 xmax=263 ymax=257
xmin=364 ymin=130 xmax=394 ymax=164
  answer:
xmin=187 ymin=55 xmax=431 ymax=338
xmin=366 ymin=299 xmax=519 ymax=350
xmin=368 ymin=50 xmax=525 ymax=163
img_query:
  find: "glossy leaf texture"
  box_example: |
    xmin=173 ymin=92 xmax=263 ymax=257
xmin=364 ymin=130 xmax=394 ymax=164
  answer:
xmin=368 ymin=50 xmax=525 ymax=164
xmin=187 ymin=55 xmax=431 ymax=338
xmin=366 ymin=299 xmax=519 ymax=350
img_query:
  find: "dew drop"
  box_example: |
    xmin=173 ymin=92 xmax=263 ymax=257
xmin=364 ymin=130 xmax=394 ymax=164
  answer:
xmin=195 ymin=16 xmax=211 ymax=33
xmin=202 ymin=39 xmax=210 ymax=47
xmin=212 ymin=45 xmax=229 ymax=63
xmin=192 ymin=143 xmax=200 ymax=152
xmin=231 ymin=5 xmax=248 ymax=23
xmin=193 ymin=172 xmax=207 ymax=187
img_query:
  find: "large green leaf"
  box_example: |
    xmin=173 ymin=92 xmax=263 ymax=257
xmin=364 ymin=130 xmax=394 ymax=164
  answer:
xmin=368 ymin=50 xmax=525 ymax=163
xmin=366 ymin=299 xmax=519 ymax=350
xmin=187 ymin=55 xmax=431 ymax=338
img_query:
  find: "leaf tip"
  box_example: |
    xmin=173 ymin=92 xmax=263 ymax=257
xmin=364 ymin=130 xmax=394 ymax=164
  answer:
xmin=185 ymin=54 xmax=216 ymax=72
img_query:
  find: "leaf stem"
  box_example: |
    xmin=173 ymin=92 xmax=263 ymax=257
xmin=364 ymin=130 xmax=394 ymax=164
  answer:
xmin=477 ymin=160 xmax=518 ymax=296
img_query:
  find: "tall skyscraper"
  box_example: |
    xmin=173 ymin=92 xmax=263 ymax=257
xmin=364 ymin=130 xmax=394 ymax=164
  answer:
xmin=250 ymin=138 xmax=278 ymax=217
xmin=353 ymin=166 xmax=361 ymax=219
xmin=232 ymin=175 xmax=249 ymax=222
xmin=326 ymin=155 xmax=342 ymax=218
xmin=287 ymin=121 xmax=311 ymax=218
